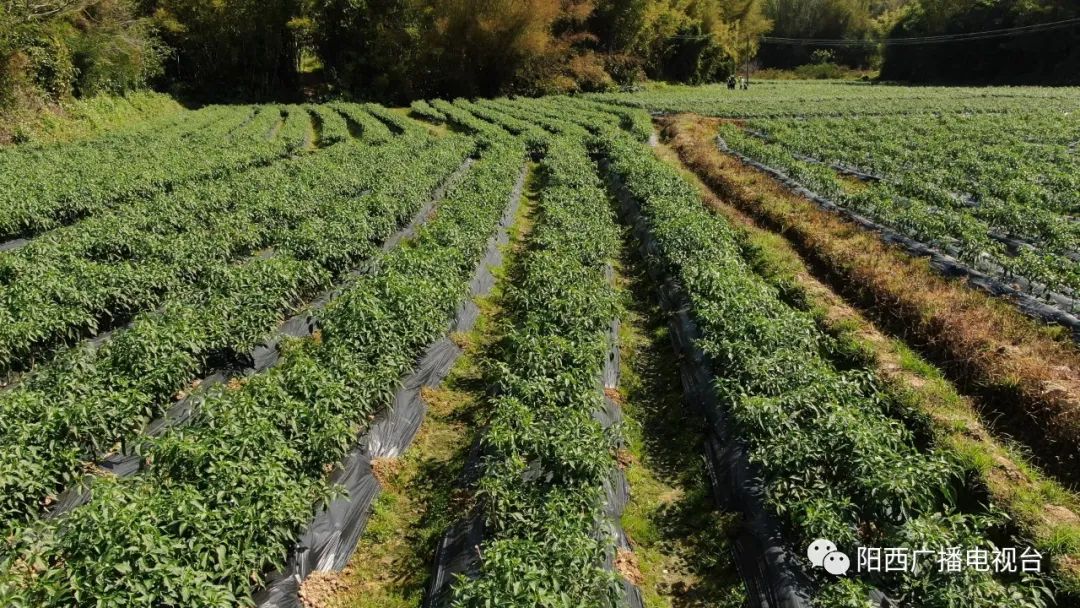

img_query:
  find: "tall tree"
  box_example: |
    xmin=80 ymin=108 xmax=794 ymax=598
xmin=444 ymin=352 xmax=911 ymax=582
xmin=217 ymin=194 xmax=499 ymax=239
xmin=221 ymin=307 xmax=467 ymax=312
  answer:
xmin=881 ymin=0 xmax=1080 ymax=84
xmin=1 ymin=0 xmax=162 ymax=108
xmin=312 ymin=0 xmax=427 ymax=101
xmin=759 ymin=0 xmax=878 ymax=67
xmin=149 ymin=0 xmax=303 ymax=96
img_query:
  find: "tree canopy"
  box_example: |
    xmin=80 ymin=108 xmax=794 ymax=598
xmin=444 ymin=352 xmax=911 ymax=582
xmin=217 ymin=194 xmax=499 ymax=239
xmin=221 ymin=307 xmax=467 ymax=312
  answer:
xmin=2 ymin=0 xmax=1076 ymax=111
xmin=880 ymin=0 xmax=1080 ymax=84
xmin=2 ymin=0 xmax=773 ymax=104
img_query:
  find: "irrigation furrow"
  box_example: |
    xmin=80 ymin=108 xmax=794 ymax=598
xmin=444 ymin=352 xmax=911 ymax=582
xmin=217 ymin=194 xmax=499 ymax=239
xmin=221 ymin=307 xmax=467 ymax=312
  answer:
xmin=611 ymin=217 xmax=751 ymax=606
xmin=602 ymin=158 xmax=813 ymax=608
xmin=597 ymin=264 xmax=645 ymax=608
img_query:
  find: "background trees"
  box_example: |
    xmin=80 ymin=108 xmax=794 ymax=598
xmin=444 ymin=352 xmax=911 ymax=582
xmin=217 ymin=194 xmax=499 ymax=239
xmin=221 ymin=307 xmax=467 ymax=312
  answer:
xmin=2 ymin=0 xmax=773 ymax=105
xmin=880 ymin=0 xmax=1080 ymax=84
xmin=757 ymin=0 xmax=909 ymax=68
xmin=147 ymin=0 xmax=304 ymax=97
xmin=1 ymin=0 xmax=162 ymax=109
xmin=312 ymin=0 xmax=771 ymax=102
xmin=3 ymin=0 xmax=1077 ymax=112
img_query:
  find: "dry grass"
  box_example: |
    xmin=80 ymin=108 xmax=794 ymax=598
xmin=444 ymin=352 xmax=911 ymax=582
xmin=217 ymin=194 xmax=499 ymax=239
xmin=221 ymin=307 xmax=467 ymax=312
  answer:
xmin=615 ymin=548 xmax=644 ymax=586
xmin=661 ymin=114 xmax=1080 ymax=485
xmin=370 ymin=457 xmax=404 ymax=489
xmin=299 ymin=571 xmax=351 ymax=608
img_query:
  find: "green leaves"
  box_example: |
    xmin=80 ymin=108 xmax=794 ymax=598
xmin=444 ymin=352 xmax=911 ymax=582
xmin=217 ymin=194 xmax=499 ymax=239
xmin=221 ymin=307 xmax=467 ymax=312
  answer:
xmin=0 ymin=105 xmax=309 ymax=242
xmin=0 ymin=120 xmax=524 ymax=607
xmin=599 ymin=127 xmax=1053 ymax=607
xmin=718 ymin=109 xmax=1080 ymax=298
xmin=452 ymin=134 xmax=623 ymax=607
xmin=0 ymin=113 xmax=473 ymax=531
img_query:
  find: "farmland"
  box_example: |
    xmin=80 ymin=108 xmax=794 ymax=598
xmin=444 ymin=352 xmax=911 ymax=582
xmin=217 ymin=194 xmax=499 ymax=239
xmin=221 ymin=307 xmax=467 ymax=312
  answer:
xmin=0 ymin=82 xmax=1079 ymax=608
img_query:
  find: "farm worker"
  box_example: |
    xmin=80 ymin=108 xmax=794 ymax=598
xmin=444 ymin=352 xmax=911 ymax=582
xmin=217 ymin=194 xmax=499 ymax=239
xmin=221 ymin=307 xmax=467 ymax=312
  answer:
xmin=727 ymin=75 xmax=737 ymax=90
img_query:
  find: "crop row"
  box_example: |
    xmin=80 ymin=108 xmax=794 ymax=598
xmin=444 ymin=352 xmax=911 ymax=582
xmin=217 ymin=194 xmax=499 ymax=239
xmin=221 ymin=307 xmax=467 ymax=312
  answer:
xmin=0 ymin=108 xmax=415 ymax=375
xmin=749 ymin=112 xmax=1079 ymax=218
xmin=409 ymin=99 xmax=447 ymax=123
xmin=0 ymin=132 xmax=527 ymax=607
xmin=740 ymin=115 xmax=1080 ymax=256
xmin=307 ymin=105 xmax=350 ymax=146
xmin=486 ymin=97 xmax=652 ymax=147
xmin=548 ymin=96 xmax=653 ymax=142
xmin=424 ymin=98 xmax=565 ymax=152
xmin=717 ymin=124 xmax=1080 ymax=303
xmin=599 ymin=129 xmax=1055 ymax=606
xmin=449 ymin=133 xmax=625 ymax=606
xmin=0 ymin=132 xmax=474 ymax=532
xmin=0 ymin=105 xmax=314 ymax=241
xmin=589 ymin=81 xmax=1080 ymax=119
xmin=484 ymin=98 xmax=592 ymax=139
xmin=327 ymin=103 xmax=395 ymax=144
xmin=513 ymin=97 xmax=623 ymax=135
xmin=428 ymin=99 xmax=517 ymax=142
xmin=448 ymin=98 xmax=553 ymax=153
xmin=362 ymin=103 xmax=430 ymax=138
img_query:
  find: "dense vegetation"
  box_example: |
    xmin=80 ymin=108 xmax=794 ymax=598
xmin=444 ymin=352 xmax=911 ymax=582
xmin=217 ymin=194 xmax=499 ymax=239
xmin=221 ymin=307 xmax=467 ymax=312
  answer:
xmin=0 ymin=104 xmax=528 ymax=606
xmin=593 ymin=79 xmax=1080 ymax=117
xmin=1 ymin=0 xmax=774 ymax=114
xmin=447 ymin=133 xmax=625 ymax=605
xmin=1 ymin=61 xmax=1080 ymax=608
xmin=601 ymin=123 xmax=1055 ymax=607
xmin=718 ymin=114 xmax=1080 ymax=300
xmin=0 ymin=0 xmax=164 ymax=106
xmin=881 ymin=0 xmax=1080 ymax=84
xmin=4 ymin=0 xmax=1079 ymax=133
xmin=599 ymin=80 xmax=1080 ymax=329
xmin=760 ymin=0 xmax=910 ymax=68
xmin=0 ymin=120 xmax=476 ymax=531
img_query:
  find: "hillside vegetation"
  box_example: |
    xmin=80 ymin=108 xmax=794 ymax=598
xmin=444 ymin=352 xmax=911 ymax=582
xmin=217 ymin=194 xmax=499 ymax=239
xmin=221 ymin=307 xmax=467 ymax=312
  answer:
xmin=881 ymin=0 xmax=1080 ymax=84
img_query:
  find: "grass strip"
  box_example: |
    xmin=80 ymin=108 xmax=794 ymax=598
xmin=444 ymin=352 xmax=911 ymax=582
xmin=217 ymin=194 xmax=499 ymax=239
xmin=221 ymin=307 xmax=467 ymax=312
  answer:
xmin=660 ymin=114 xmax=1080 ymax=486
xmin=614 ymin=232 xmax=747 ymax=608
xmin=448 ymin=135 xmax=626 ymax=606
xmin=306 ymin=162 xmax=540 ymax=608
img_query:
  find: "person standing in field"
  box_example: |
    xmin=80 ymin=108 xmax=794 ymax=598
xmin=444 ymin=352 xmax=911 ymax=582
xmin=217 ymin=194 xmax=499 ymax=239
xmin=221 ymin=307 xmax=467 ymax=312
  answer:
xmin=728 ymin=75 xmax=737 ymax=90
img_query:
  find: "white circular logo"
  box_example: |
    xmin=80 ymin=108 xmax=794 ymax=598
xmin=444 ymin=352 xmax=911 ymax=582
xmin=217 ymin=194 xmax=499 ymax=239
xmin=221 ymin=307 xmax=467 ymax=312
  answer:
xmin=823 ymin=550 xmax=851 ymax=576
